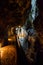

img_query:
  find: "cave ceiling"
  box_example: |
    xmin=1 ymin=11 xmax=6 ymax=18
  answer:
xmin=0 ymin=0 xmax=31 ymax=28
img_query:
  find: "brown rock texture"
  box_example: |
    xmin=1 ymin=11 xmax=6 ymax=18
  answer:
xmin=0 ymin=0 xmax=31 ymax=38
xmin=0 ymin=0 xmax=31 ymax=26
xmin=0 ymin=45 xmax=17 ymax=65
